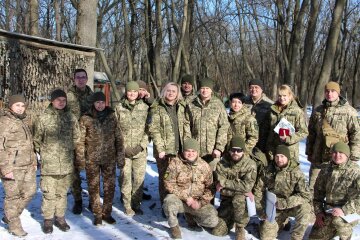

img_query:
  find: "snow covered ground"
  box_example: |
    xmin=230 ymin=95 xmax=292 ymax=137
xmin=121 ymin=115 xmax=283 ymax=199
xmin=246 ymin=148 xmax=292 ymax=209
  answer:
xmin=0 ymin=141 xmax=359 ymax=240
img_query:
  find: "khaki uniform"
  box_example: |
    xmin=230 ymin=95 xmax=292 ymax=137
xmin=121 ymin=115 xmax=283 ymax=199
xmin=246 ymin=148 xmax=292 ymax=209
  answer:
xmin=148 ymin=99 xmax=187 ymax=203
xmin=76 ymin=107 xmax=124 ymax=219
xmin=0 ymin=109 xmax=37 ymax=232
xmin=114 ymin=99 xmax=149 ymax=210
xmin=67 ymin=85 xmax=94 ymax=202
xmin=228 ymin=107 xmax=259 ymax=152
xmin=257 ymin=159 xmax=313 ymax=240
xmin=243 ymin=94 xmax=273 ymax=152
xmin=184 ymin=95 xmax=229 ymax=170
xmin=163 ymin=155 xmax=219 ymax=228
xmin=215 ymin=154 xmax=257 ymax=229
xmin=306 ymin=97 xmax=360 ymax=190
xmin=266 ymin=100 xmax=308 ymax=162
xmin=33 ymin=105 xmax=80 ymax=219
xmin=309 ymin=160 xmax=360 ymax=240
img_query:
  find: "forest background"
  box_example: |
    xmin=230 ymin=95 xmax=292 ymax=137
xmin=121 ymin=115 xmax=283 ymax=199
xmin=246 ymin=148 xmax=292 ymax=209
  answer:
xmin=1 ymin=0 xmax=359 ymax=108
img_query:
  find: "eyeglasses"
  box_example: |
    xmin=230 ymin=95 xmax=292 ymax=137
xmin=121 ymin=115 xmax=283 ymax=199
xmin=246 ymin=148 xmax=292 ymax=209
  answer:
xmin=75 ymin=76 xmax=88 ymax=80
xmin=231 ymin=148 xmax=243 ymax=153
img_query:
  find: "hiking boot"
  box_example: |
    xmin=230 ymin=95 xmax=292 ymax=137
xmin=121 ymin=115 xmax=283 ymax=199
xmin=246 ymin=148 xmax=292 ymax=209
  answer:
xmin=43 ymin=219 xmax=53 ymax=234
xmin=93 ymin=216 xmax=102 ymax=226
xmin=235 ymin=226 xmax=246 ymax=240
xmin=184 ymin=213 xmax=198 ymax=229
xmin=2 ymin=216 xmax=9 ymax=224
xmin=142 ymin=192 xmax=152 ymax=200
xmin=102 ymin=215 xmax=116 ymax=224
xmin=72 ymin=200 xmax=83 ymax=215
xmin=125 ymin=208 xmax=135 ymax=217
xmin=54 ymin=216 xmax=70 ymax=232
xmin=211 ymin=218 xmax=228 ymax=236
xmin=170 ymin=224 xmax=182 ymax=239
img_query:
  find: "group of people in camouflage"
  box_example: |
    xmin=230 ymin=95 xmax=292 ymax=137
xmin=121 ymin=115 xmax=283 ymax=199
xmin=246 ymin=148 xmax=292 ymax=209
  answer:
xmin=0 ymin=69 xmax=359 ymax=240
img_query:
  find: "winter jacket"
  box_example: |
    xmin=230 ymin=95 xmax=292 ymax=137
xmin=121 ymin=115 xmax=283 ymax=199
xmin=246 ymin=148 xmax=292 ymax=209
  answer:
xmin=67 ymin=85 xmax=93 ymax=120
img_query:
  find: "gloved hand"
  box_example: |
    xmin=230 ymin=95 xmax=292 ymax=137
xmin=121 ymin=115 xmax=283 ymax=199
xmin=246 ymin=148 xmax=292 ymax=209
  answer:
xmin=125 ymin=145 xmax=143 ymax=158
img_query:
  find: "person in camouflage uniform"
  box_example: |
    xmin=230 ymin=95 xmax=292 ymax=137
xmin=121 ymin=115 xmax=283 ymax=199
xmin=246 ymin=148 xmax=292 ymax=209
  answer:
xmin=180 ymin=74 xmax=196 ymax=103
xmin=309 ymin=142 xmax=360 ymax=240
xmin=114 ymin=81 xmax=149 ymax=216
xmin=227 ymin=92 xmax=259 ymax=153
xmin=212 ymin=136 xmax=257 ymax=240
xmin=306 ymin=81 xmax=360 ymax=191
xmin=243 ymin=79 xmax=273 ymax=152
xmin=163 ymin=138 xmax=226 ymax=239
xmin=148 ymin=82 xmax=187 ymax=205
xmin=33 ymin=89 xmax=80 ymax=234
xmin=75 ymin=92 xmax=124 ymax=226
xmin=256 ymin=145 xmax=313 ymax=240
xmin=184 ymin=77 xmax=229 ymax=170
xmin=67 ymin=68 xmax=94 ymax=214
xmin=0 ymin=95 xmax=37 ymax=236
xmin=266 ymin=85 xmax=308 ymax=162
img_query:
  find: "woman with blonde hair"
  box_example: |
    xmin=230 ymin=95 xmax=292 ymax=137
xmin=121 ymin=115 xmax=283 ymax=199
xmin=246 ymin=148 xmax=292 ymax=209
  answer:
xmin=148 ymin=82 xmax=186 ymax=205
xmin=265 ymin=85 xmax=308 ymax=162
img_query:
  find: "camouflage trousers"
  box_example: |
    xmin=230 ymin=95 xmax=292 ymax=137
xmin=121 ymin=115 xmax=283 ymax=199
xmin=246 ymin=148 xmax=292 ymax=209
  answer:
xmin=71 ymin=167 xmax=83 ymax=202
xmin=308 ymin=163 xmax=322 ymax=193
xmin=41 ymin=174 xmax=72 ymax=219
xmin=308 ymin=214 xmax=357 ymax=240
xmin=163 ymin=194 xmax=219 ymax=228
xmin=156 ymin=156 xmax=170 ymax=205
xmin=2 ymin=166 xmax=36 ymax=229
xmin=217 ymin=194 xmax=249 ymax=229
xmin=86 ymin=162 xmax=116 ymax=218
xmin=260 ymin=202 xmax=314 ymax=240
xmin=120 ymin=155 xmax=147 ymax=210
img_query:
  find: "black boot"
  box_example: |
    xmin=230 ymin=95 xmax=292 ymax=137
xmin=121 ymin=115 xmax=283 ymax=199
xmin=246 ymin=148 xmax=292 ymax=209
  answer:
xmin=43 ymin=219 xmax=53 ymax=234
xmin=72 ymin=200 xmax=83 ymax=215
xmin=54 ymin=216 xmax=70 ymax=232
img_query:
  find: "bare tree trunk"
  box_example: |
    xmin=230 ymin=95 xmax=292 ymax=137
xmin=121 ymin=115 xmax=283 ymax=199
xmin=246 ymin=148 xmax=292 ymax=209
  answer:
xmin=352 ymin=44 xmax=360 ymax=107
xmin=122 ymin=0 xmax=134 ymax=82
xmin=154 ymin=0 xmax=163 ymax=85
xmin=29 ymin=0 xmax=38 ymax=35
xmin=54 ymin=0 xmax=61 ymax=41
xmin=313 ymin=0 xmax=346 ymax=107
xmin=300 ymin=0 xmax=320 ymax=107
xmin=4 ymin=0 xmax=12 ymax=30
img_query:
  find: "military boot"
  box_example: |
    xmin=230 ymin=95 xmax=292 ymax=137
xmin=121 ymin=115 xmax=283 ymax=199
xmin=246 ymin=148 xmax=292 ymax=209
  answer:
xmin=72 ymin=200 xmax=83 ymax=215
xmin=93 ymin=216 xmax=102 ymax=226
xmin=235 ymin=226 xmax=246 ymax=240
xmin=54 ymin=216 xmax=70 ymax=232
xmin=170 ymin=224 xmax=182 ymax=239
xmin=8 ymin=220 xmax=27 ymax=237
xmin=102 ymin=214 xmax=116 ymax=224
xmin=211 ymin=218 xmax=228 ymax=236
xmin=43 ymin=219 xmax=53 ymax=234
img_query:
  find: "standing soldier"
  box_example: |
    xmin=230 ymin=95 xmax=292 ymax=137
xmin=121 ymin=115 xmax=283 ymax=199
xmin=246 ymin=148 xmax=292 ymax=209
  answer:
xmin=115 ymin=81 xmax=149 ymax=216
xmin=67 ymin=68 xmax=94 ymax=214
xmin=227 ymin=92 xmax=259 ymax=153
xmin=33 ymin=89 xmax=80 ymax=233
xmin=243 ymin=79 xmax=273 ymax=152
xmin=180 ymin=74 xmax=196 ymax=103
xmin=76 ymin=92 xmax=124 ymax=226
xmin=163 ymin=138 xmax=226 ymax=239
xmin=148 ymin=82 xmax=186 ymax=205
xmin=306 ymin=81 xmax=360 ymax=191
xmin=0 ymin=95 xmax=37 ymax=236
xmin=212 ymin=136 xmax=257 ymax=240
xmin=184 ymin=77 xmax=229 ymax=170
xmin=257 ymin=145 xmax=313 ymax=240
xmin=309 ymin=142 xmax=360 ymax=240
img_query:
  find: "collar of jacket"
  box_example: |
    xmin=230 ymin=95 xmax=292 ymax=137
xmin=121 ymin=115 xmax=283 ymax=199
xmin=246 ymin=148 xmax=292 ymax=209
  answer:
xmin=322 ymin=96 xmax=347 ymax=107
xmin=69 ymin=85 xmax=92 ymax=97
xmin=331 ymin=158 xmax=350 ymax=170
xmin=3 ymin=108 xmax=27 ymax=120
xmin=228 ymin=107 xmax=249 ymax=120
xmin=46 ymin=103 xmax=69 ymax=114
xmin=192 ymin=95 xmax=216 ymax=108
xmin=179 ymin=154 xmax=199 ymax=166
xmin=271 ymin=99 xmax=300 ymax=113
xmin=85 ymin=106 xmax=114 ymax=118
xmin=274 ymin=156 xmax=299 ymax=172
xmin=121 ymin=98 xmax=140 ymax=110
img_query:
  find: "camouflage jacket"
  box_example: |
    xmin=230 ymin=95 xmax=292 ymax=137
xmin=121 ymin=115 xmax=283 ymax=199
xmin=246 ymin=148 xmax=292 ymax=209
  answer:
xmin=257 ymin=159 xmax=310 ymax=211
xmin=306 ymin=97 xmax=360 ymax=163
xmin=164 ymin=155 xmax=213 ymax=207
xmin=215 ymin=153 xmax=257 ymax=197
xmin=266 ymin=99 xmax=308 ymax=161
xmin=313 ymin=160 xmax=360 ymax=215
xmin=184 ymin=95 xmax=230 ymax=156
xmin=76 ymin=107 xmax=124 ymax=167
xmin=148 ymin=98 xmax=186 ymax=156
xmin=243 ymin=94 xmax=273 ymax=152
xmin=67 ymin=85 xmax=94 ymax=120
xmin=114 ymin=99 xmax=149 ymax=158
xmin=228 ymin=107 xmax=259 ymax=152
xmin=182 ymin=92 xmax=197 ymax=104
xmin=0 ymin=109 xmax=36 ymax=176
xmin=33 ymin=104 xmax=80 ymax=175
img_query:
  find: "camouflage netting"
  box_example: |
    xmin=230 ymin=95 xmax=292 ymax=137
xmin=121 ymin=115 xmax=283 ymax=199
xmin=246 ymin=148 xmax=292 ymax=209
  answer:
xmin=0 ymin=38 xmax=95 ymax=115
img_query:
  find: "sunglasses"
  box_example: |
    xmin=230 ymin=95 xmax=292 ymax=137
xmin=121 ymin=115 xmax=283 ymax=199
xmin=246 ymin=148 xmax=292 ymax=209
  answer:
xmin=231 ymin=148 xmax=243 ymax=153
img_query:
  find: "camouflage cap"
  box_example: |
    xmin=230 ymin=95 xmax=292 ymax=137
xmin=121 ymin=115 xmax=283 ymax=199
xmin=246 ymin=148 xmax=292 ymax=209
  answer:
xmin=275 ymin=145 xmax=291 ymax=160
xmin=332 ymin=141 xmax=350 ymax=157
xmin=126 ymin=81 xmax=139 ymax=91
xmin=229 ymin=136 xmax=245 ymax=150
xmin=8 ymin=94 xmax=26 ymax=107
xmin=199 ymin=78 xmax=214 ymax=90
xmin=183 ymin=138 xmax=200 ymax=152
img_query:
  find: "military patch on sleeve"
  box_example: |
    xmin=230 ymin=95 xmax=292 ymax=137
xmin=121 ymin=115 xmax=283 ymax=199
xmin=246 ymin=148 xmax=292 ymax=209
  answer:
xmin=164 ymin=172 xmax=169 ymax=179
